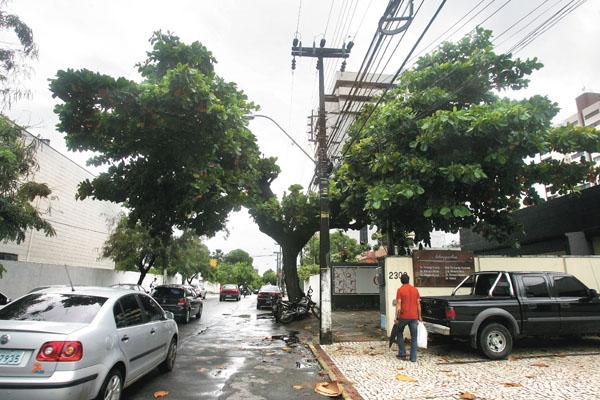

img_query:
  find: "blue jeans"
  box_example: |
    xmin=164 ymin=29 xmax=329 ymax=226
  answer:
xmin=396 ymin=319 xmax=418 ymax=362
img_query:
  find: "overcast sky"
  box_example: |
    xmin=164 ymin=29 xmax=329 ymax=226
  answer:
xmin=4 ymin=0 xmax=599 ymax=273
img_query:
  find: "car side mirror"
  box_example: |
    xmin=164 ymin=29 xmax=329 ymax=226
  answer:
xmin=164 ymin=311 xmax=175 ymax=320
xmin=588 ymin=289 xmax=598 ymax=298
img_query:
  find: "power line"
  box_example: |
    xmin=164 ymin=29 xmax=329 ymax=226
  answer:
xmin=324 ymin=0 xmax=337 ymax=37
xmin=341 ymin=0 xmax=448 ymax=158
xmin=329 ymin=0 xmax=426 ymax=158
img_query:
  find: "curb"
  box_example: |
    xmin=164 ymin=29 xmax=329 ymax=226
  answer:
xmin=308 ymin=343 xmax=364 ymax=400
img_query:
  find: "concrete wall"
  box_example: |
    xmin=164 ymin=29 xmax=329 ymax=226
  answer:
xmin=0 ymin=132 xmax=121 ymax=269
xmin=383 ymin=255 xmax=600 ymax=337
xmin=0 ymin=260 xmax=179 ymax=300
xmin=303 ymin=274 xmax=321 ymax=305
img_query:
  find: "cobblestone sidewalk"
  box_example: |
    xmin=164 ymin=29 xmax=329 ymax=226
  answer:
xmin=321 ymin=337 xmax=600 ymax=400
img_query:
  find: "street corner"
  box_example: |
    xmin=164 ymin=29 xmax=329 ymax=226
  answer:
xmin=320 ymin=337 xmax=600 ymax=400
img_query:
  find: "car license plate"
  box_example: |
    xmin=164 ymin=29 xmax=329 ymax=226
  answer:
xmin=0 ymin=350 xmax=25 ymax=365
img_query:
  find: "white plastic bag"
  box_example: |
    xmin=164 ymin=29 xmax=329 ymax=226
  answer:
xmin=417 ymin=321 xmax=428 ymax=349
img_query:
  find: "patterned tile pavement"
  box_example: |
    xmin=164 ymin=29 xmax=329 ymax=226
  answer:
xmin=321 ymin=337 xmax=600 ymax=400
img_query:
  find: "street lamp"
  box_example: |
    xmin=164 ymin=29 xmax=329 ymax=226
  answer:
xmin=245 ymin=114 xmax=316 ymax=164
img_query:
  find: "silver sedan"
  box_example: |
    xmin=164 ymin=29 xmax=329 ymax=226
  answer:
xmin=0 ymin=286 xmax=178 ymax=400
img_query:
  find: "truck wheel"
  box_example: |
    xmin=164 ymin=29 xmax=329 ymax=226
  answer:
xmin=479 ymin=322 xmax=513 ymax=360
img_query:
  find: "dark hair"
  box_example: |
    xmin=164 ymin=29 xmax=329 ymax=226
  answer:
xmin=400 ymin=273 xmax=410 ymax=284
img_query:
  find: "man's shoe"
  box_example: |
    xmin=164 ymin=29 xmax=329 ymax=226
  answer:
xmin=396 ymin=354 xmax=407 ymax=360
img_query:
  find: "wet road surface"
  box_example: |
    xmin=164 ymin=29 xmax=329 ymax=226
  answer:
xmin=124 ymin=294 xmax=329 ymax=399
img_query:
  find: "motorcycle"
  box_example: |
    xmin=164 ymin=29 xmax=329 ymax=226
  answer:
xmin=273 ymin=286 xmax=320 ymax=324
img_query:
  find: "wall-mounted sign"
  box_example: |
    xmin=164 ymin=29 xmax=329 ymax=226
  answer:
xmin=412 ymin=250 xmax=474 ymax=287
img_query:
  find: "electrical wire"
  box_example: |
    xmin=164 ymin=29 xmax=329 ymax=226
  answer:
xmin=341 ymin=0 xmax=448 ymax=158
xmin=324 ymin=0 xmax=337 ymax=37
xmin=329 ymin=0 xmax=422 ymax=157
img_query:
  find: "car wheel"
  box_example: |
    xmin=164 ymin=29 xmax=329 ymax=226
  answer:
xmin=96 ymin=367 xmax=123 ymax=400
xmin=181 ymin=309 xmax=190 ymax=324
xmin=219 ymin=296 xmax=223 ymax=302
xmin=159 ymin=337 xmax=177 ymax=373
xmin=256 ymin=303 xmax=261 ymax=309
xmin=479 ymin=322 xmax=513 ymax=360
xmin=196 ymin=305 xmax=202 ymax=319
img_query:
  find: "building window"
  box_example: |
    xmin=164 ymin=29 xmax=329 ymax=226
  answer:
xmin=584 ymin=109 xmax=600 ymax=120
xmin=0 ymin=253 xmax=18 ymax=261
xmin=590 ymin=120 xmax=600 ymax=128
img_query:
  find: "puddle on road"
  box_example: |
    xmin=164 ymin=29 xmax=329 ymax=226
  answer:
xmin=235 ymin=314 xmax=251 ymax=319
xmin=256 ymin=313 xmax=274 ymax=320
xmin=198 ymin=356 xmax=246 ymax=398
xmin=271 ymin=331 xmax=300 ymax=346
xmin=222 ymin=313 xmax=231 ymax=316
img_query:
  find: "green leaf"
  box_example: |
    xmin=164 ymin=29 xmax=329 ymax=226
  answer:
xmin=423 ymin=208 xmax=433 ymax=218
xmin=440 ymin=207 xmax=451 ymax=216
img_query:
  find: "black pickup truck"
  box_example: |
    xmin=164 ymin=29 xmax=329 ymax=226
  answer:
xmin=421 ymin=271 xmax=600 ymax=359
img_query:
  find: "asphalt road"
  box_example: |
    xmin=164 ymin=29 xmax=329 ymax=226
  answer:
xmin=124 ymin=294 xmax=329 ymax=400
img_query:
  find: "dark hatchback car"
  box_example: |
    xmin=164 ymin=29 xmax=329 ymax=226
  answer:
xmin=256 ymin=285 xmax=282 ymax=309
xmin=152 ymin=284 xmax=203 ymax=324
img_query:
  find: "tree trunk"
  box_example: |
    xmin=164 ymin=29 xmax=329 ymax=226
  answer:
xmin=137 ymin=267 xmax=148 ymax=286
xmin=281 ymin=244 xmax=303 ymax=301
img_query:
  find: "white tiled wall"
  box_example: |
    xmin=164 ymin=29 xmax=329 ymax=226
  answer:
xmin=0 ymin=132 xmax=121 ymax=269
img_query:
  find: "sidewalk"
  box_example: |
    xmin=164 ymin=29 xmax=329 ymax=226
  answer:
xmin=310 ymin=335 xmax=600 ymax=400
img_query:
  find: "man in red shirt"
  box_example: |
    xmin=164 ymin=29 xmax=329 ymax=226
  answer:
xmin=395 ymin=273 xmax=421 ymax=362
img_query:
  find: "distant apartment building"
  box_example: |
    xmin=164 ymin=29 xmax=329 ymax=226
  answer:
xmin=540 ymin=92 xmax=600 ymax=199
xmin=0 ymin=130 xmax=121 ymax=269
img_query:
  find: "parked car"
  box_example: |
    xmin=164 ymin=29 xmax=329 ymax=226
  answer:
xmin=0 ymin=291 xmax=9 ymax=306
xmin=110 ymin=283 xmax=148 ymax=293
xmin=193 ymin=284 xmax=207 ymax=299
xmin=28 ymin=285 xmax=71 ymax=293
xmin=0 ymin=286 xmax=178 ymax=400
xmin=256 ymin=285 xmax=282 ymax=309
xmin=219 ymin=284 xmax=240 ymax=301
xmin=183 ymin=285 xmax=206 ymax=300
xmin=421 ymin=271 xmax=600 ymax=359
xmin=152 ymin=285 xmax=203 ymax=324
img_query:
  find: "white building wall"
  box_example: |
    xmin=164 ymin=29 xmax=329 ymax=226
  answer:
xmin=0 ymin=132 xmax=121 ymax=269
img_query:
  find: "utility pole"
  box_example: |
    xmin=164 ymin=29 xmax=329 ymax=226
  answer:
xmin=292 ymin=37 xmax=353 ymax=345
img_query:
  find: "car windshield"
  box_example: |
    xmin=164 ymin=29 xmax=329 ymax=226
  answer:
xmin=0 ymin=293 xmax=107 ymax=323
xmin=223 ymin=284 xmax=237 ymax=290
xmin=153 ymin=287 xmax=184 ymax=297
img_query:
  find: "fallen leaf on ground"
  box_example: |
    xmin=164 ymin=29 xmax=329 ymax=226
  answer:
xmin=282 ymin=347 xmax=291 ymax=353
xmin=503 ymin=382 xmax=522 ymax=388
xmin=525 ymin=375 xmax=536 ymax=379
xmin=440 ymin=356 xmax=450 ymax=363
xmin=531 ymin=362 xmax=549 ymax=368
xmin=215 ymin=364 xmax=226 ymax=369
xmin=439 ymin=369 xmax=452 ymax=373
xmin=459 ymin=392 xmax=476 ymax=399
xmin=397 ymin=367 xmax=405 ymax=371
xmin=395 ymin=374 xmax=417 ymax=382
xmin=196 ymin=368 xmax=208 ymax=373
xmin=293 ymin=385 xmax=303 ymax=390
xmin=507 ymin=355 xmax=517 ymax=361
xmin=153 ymin=391 xmax=169 ymax=398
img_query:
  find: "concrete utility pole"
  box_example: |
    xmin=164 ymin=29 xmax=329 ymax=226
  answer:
xmin=291 ymin=37 xmax=352 ymax=345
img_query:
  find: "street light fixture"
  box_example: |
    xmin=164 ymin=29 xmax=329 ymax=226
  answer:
xmin=245 ymin=114 xmax=316 ymax=164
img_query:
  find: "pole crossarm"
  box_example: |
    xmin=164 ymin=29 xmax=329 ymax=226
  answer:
xmin=291 ymin=46 xmax=350 ymax=59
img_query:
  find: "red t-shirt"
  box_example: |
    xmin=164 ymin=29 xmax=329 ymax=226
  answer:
xmin=396 ymin=284 xmax=420 ymax=320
